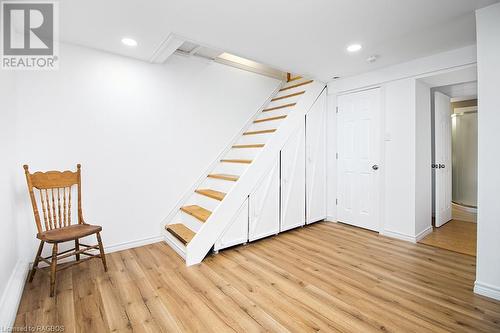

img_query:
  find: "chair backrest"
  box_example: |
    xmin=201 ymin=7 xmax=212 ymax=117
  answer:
xmin=24 ymin=164 xmax=83 ymax=234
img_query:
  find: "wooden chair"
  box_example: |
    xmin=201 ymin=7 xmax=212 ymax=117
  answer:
xmin=23 ymin=164 xmax=107 ymax=297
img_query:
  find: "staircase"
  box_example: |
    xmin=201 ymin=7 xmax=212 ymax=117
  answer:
xmin=164 ymin=76 xmax=325 ymax=265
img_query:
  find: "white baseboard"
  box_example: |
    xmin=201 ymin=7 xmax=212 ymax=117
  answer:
xmin=474 ymin=281 xmax=500 ymax=301
xmin=381 ymin=229 xmax=417 ymax=243
xmin=415 ymin=226 xmax=433 ymax=242
xmin=325 ymin=217 xmax=338 ymax=222
xmin=0 ymin=260 xmax=29 ymax=330
xmin=105 ymin=235 xmax=163 ymax=254
xmin=163 ymin=233 xmax=186 ymax=259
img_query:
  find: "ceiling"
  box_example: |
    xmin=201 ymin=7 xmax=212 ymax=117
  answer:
xmin=59 ymin=0 xmax=499 ymax=81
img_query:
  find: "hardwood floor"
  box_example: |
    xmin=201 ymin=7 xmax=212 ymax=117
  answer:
xmin=15 ymin=222 xmax=500 ymax=332
xmin=420 ymin=219 xmax=477 ymax=256
xmin=452 ymin=203 xmax=477 ymax=223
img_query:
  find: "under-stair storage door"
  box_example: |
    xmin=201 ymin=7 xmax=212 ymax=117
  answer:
xmin=214 ymin=198 xmax=249 ymax=251
xmin=280 ymin=122 xmax=306 ymax=231
xmin=249 ymin=156 xmax=280 ymax=241
xmin=306 ymin=89 xmax=327 ymax=224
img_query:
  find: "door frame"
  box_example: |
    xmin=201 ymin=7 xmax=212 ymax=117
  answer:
xmin=336 ymin=86 xmax=385 ymax=233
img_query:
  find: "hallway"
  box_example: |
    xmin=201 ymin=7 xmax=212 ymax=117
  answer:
xmin=420 ymin=219 xmax=477 ymax=256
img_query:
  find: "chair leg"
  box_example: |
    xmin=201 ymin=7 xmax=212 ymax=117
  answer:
xmin=96 ymin=232 xmax=107 ymax=272
xmin=75 ymin=239 xmax=80 ymax=261
xmin=50 ymin=243 xmax=58 ymax=297
xmin=28 ymin=240 xmax=44 ymax=283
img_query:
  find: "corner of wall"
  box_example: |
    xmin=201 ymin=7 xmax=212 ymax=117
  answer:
xmin=0 ymin=260 xmax=29 ymax=329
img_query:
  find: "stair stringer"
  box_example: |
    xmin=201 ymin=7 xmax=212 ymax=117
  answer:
xmin=186 ymin=81 xmax=326 ymax=266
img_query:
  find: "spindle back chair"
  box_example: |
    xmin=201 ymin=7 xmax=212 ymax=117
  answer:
xmin=24 ymin=164 xmax=107 ymax=297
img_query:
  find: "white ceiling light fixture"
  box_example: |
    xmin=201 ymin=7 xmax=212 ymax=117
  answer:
xmin=347 ymin=43 xmax=362 ymax=53
xmin=121 ymin=37 xmax=138 ymax=47
xmin=366 ymin=55 xmax=378 ymax=63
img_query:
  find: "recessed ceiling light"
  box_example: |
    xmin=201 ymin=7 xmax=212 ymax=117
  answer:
xmin=121 ymin=38 xmax=137 ymax=47
xmin=347 ymin=44 xmax=362 ymax=52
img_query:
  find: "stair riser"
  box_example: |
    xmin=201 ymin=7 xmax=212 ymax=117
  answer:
xmin=186 ymin=193 xmax=220 ymax=211
xmin=212 ymin=162 xmax=249 ymax=176
xmin=223 ymin=149 xmax=261 ymax=161
xmin=247 ymin=121 xmax=284 ymax=132
xmin=234 ymin=135 xmax=268 ymax=146
xmin=200 ymin=178 xmax=235 ymax=193
xmin=275 ymin=85 xmax=308 ymax=98
xmin=173 ymin=211 xmax=203 ymax=233
xmin=266 ymin=94 xmax=303 ymax=109
xmin=256 ymin=108 xmax=291 ymax=119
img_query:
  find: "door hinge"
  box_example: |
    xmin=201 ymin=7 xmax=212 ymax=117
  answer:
xmin=336 ymin=152 xmax=338 ymax=159
xmin=336 ymin=106 xmax=339 ymax=114
xmin=336 ymin=198 xmax=338 ymax=205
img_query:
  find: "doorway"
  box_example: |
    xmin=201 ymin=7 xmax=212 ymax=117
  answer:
xmin=420 ymin=81 xmax=478 ymax=256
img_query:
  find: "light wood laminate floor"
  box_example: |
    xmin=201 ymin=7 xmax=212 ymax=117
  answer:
xmin=420 ymin=219 xmax=477 ymax=256
xmin=15 ymin=222 xmax=500 ymax=332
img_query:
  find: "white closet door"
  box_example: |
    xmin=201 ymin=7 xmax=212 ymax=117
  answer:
xmin=214 ymin=198 xmax=248 ymax=251
xmin=249 ymin=156 xmax=280 ymax=241
xmin=434 ymin=91 xmax=453 ymax=227
xmin=337 ymin=88 xmax=381 ymax=232
xmin=281 ymin=123 xmax=306 ymax=231
xmin=306 ymin=89 xmax=327 ymax=224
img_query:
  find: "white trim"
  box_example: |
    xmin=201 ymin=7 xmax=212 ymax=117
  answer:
xmin=105 ymin=235 xmax=164 ymax=254
xmin=415 ymin=226 xmax=433 ymax=242
xmin=325 ymin=217 xmax=338 ymax=222
xmin=451 ymin=95 xmax=477 ymax=103
xmin=381 ymin=226 xmax=433 ymax=243
xmin=163 ymin=233 xmax=187 ymax=260
xmin=381 ymin=229 xmax=418 ymax=243
xmin=453 ymin=106 xmax=478 ymax=113
xmin=149 ymin=33 xmax=185 ymax=63
xmin=474 ymin=281 xmax=500 ymax=301
xmin=0 ymin=260 xmax=29 ymax=330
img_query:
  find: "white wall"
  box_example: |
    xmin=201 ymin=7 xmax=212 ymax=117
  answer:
xmin=382 ymin=79 xmax=418 ymax=239
xmin=415 ymin=80 xmax=432 ymax=237
xmin=475 ymin=3 xmax=500 ymax=301
xmin=9 ymin=43 xmax=279 ymax=261
xmin=0 ymin=72 xmax=24 ymax=329
xmin=328 ymin=46 xmax=475 ymax=242
xmin=326 ymin=91 xmax=337 ymax=220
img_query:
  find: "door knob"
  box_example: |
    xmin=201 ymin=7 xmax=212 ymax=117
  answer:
xmin=372 ymin=164 xmax=379 ymax=170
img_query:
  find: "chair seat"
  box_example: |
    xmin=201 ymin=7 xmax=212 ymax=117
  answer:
xmin=37 ymin=224 xmax=102 ymax=243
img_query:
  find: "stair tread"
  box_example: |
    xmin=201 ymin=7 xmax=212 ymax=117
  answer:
xmin=207 ymin=173 xmax=239 ymax=181
xmin=195 ymin=188 xmax=226 ymax=201
xmin=221 ymin=159 xmax=252 ymax=164
xmin=180 ymin=205 xmax=212 ymax=222
xmin=288 ymin=75 xmax=303 ymax=82
xmin=232 ymin=144 xmax=265 ymax=148
xmin=254 ymin=115 xmax=287 ymax=123
xmin=271 ymin=91 xmax=305 ymax=102
xmin=243 ymin=129 xmax=276 ymax=135
xmin=263 ymin=102 xmax=296 ymax=112
xmin=166 ymin=223 xmax=195 ymax=245
xmin=280 ymin=80 xmax=313 ymax=91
